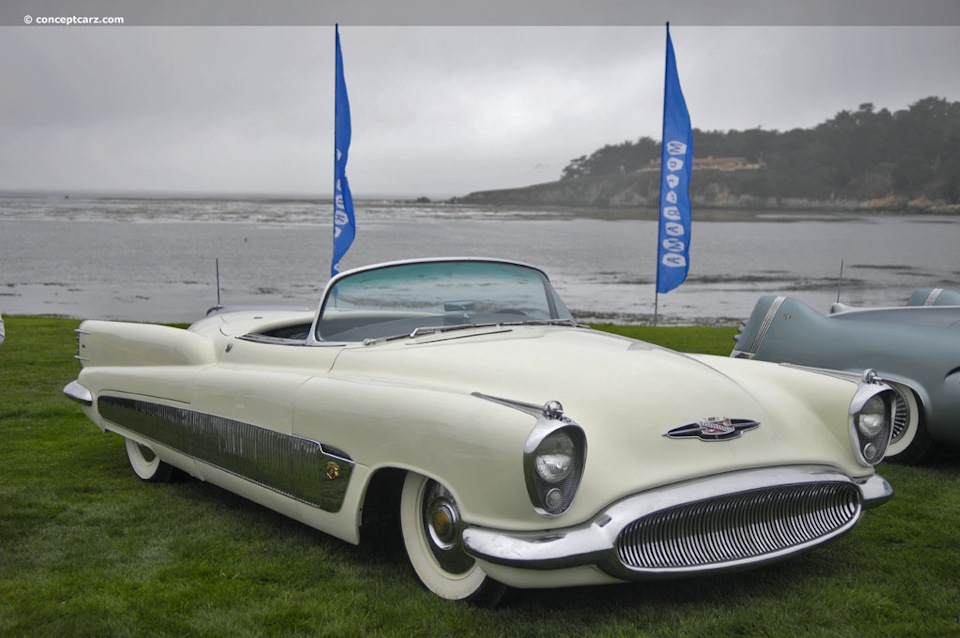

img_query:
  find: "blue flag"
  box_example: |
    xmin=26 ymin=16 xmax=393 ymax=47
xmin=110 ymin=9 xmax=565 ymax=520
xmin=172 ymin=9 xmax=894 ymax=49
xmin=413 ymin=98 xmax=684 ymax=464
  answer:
xmin=656 ymin=23 xmax=693 ymax=295
xmin=331 ymin=25 xmax=356 ymax=278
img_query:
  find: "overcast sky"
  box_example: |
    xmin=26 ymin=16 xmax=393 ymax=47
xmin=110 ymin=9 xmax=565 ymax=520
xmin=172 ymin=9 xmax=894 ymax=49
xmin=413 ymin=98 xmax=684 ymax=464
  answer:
xmin=2 ymin=1 xmax=959 ymax=197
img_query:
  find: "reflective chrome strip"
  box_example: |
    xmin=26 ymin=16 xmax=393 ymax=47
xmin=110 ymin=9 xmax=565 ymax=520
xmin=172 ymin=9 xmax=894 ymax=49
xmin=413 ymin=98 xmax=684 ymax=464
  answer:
xmin=63 ymin=380 xmax=93 ymax=406
xmin=747 ymin=296 xmax=786 ymax=354
xmin=98 ymin=396 xmax=352 ymax=512
xmin=924 ymin=288 xmax=944 ymax=306
xmin=464 ymin=466 xmax=880 ymax=578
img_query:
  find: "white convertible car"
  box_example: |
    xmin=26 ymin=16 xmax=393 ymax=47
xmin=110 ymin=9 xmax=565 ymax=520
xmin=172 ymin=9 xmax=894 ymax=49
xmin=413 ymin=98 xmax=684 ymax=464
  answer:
xmin=64 ymin=258 xmax=897 ymax=606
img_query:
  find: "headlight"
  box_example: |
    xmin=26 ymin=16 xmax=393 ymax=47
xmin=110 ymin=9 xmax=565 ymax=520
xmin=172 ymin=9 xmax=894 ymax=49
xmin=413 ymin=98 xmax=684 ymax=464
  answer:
xmin=534 ymin=430 xmax=575 ymax=483
xmin=849 ymin=371 xmax=894 ymax=466
xmin=856 ymin=395 xmax=887 ymax=438
xmin=524 ymin=403 xmax=586 ymax=517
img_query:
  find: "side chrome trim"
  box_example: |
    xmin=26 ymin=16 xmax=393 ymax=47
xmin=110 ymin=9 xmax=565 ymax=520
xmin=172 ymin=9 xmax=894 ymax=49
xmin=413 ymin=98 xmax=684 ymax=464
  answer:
xmin=471 ymin=392 xmax=565 ymax=419
xmin=779 ymin=363 xmax=862 ymax=382
xmin=923 ymin=288 xmax=944 ymax=306
xmin=732 ymin=296 xmax=785 ymax=359
xmin=750 ymin=295 xmax=786 ymax=355
xmin=463 ymin=466 xmax=887 ymax=579
xmin=62 ymin=380 xmax=93 ymax=406
xmin=97 ymin=395 xmax=353 ymax=512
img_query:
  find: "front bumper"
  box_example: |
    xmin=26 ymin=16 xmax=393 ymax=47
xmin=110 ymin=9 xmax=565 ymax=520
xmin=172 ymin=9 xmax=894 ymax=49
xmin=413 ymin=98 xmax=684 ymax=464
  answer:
xmin=463 ymin=466 xmax=893 ymax=581
xmin=63 ymin=380 xmax=93 ymax=406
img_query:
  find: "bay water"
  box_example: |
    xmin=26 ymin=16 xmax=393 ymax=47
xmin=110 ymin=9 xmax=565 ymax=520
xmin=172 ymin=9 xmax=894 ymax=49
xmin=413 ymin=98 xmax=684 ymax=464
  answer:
xmin=1 ymin=192 xmax=957 ymax=325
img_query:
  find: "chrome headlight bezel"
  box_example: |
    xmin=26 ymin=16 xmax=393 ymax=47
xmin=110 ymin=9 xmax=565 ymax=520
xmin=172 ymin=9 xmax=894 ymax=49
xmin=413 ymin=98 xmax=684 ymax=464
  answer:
xmin=523 ymin=402 xmax=587 ymax=518
xmin=849 ymin=370 xmax=896 ymax=466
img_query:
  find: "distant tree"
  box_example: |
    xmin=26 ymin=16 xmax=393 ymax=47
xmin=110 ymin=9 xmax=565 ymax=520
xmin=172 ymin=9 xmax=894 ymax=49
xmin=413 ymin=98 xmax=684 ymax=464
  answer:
xmin=560 ymin=137 xmax=659 ymax=180
xmin=556 ymin=96 xmax=960 ymax=204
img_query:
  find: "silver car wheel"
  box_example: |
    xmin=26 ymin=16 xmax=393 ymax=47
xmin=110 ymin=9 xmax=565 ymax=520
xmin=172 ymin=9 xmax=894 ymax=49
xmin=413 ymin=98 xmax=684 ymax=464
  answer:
xmin=124 ymin=438 xmax=175 ymax=483
xmin=399 ymin=472 xmax=507 ymax=605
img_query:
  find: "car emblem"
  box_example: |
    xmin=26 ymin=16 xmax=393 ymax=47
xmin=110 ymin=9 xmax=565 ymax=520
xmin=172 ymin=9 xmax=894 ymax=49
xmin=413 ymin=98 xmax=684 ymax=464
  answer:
xmin=665 ymin=417 xmax=760 ymax=441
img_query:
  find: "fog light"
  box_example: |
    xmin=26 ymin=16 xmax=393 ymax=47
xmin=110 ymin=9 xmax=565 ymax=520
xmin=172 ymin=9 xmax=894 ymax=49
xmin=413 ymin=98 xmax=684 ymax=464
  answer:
xmin=544 ymin=488 xmax=564 ymax=510
xmin=863 ymin=442 xmax=879 ymax=463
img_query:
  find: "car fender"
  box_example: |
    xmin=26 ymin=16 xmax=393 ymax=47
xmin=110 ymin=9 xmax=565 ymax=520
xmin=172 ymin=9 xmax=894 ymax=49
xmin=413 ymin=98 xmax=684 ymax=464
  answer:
xmin=77 ymin=320 xmax=217 ymax=368
xmin=292 ymin=376 xmax=541 ymax=531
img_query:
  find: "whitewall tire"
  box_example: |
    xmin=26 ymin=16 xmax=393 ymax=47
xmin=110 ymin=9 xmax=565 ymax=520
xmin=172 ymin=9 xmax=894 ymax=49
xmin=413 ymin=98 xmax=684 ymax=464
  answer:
xmin=399 ymin=472 xmax=508 ymax=606
xmin=124 ymin=438 xmax=176 ymax=483
xmin=884 ymin=383 xmax=933 ymax=465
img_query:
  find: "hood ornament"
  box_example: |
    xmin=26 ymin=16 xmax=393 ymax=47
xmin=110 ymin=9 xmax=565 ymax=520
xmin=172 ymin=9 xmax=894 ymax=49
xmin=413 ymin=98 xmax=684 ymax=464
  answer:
xmin=665 ymin=417 xmax=760 ymax=441
xmin=541 ymin=400 xmax=565 ymax=420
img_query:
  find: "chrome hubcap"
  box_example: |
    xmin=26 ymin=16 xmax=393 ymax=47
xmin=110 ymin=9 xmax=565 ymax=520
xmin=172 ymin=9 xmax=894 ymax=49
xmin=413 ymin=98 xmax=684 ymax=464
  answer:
xmin=421 ymin=481 xmax=473 ymax=575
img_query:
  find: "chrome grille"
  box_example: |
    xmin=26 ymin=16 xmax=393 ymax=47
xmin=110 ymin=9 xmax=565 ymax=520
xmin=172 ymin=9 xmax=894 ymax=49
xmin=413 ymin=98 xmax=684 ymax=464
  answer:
xmin=616 ymin=482 xmax=861 ymax=569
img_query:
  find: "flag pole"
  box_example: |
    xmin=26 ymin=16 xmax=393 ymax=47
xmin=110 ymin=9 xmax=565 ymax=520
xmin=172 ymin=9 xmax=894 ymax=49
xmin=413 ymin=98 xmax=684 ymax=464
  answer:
xmin=331 ymin=24 xmax=356 ymax=279
xmin=654 ymin=21 xmax=668 ymax=329
xmin=332 ymin=25 xmax=338 ymax=275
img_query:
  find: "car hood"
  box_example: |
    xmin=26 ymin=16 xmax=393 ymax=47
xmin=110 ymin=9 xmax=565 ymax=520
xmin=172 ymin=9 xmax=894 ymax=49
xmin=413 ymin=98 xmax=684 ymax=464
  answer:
xmin=330 ymin=325 xmax=863 ymax=500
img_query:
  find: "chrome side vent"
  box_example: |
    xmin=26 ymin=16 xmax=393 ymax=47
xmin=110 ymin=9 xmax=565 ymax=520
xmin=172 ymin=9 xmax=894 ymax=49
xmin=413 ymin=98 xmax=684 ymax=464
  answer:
xmin=616 ymin=482 xmax=861 ymax=570
xmin=98 ymin=396 xmax=353 ymax=512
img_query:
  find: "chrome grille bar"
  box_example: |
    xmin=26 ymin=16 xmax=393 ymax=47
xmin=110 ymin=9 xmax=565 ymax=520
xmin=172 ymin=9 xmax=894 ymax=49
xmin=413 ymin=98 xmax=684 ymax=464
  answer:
xmin=617 ymin=482 xmax=861 ymax=570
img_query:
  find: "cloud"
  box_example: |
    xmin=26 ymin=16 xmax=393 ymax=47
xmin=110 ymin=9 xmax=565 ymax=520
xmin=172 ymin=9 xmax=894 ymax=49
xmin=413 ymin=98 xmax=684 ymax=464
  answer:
xmin=1 ymin=24 xmax=959 ymax=196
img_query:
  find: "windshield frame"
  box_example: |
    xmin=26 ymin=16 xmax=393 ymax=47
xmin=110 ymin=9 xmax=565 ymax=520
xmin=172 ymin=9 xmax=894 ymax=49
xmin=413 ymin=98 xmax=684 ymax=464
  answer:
xmin=306 ymin=258 xmax=573 ymax=345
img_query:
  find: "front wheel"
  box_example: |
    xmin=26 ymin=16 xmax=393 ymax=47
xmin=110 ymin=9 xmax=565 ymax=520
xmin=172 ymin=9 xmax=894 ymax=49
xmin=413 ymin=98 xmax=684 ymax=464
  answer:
xmin=884 ymin=383 xmax=934 ymax=465
xmin=124 ymin=438 xmax=177 ymax=483
xmin=399 ymin=472 xmax=508 ymax=606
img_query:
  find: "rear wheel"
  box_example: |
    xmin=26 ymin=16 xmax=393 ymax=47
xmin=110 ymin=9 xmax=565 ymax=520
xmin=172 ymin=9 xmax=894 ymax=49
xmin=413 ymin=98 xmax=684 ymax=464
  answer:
xmin=884 ymin=383 xmax=934 ymax=465
xmin=124 ymin=438 xmax=177 ymax=483
xmin=399 ymin=472 xmax=508 ymax=606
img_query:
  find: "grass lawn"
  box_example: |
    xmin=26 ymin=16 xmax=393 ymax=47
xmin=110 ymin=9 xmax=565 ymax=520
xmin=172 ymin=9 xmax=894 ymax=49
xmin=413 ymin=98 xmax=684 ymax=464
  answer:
xmin=1 ymin=315 xmax=958 ymax=637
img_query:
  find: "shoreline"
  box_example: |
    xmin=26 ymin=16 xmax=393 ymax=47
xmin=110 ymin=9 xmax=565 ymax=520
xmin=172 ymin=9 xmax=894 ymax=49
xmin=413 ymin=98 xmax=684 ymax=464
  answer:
xmin=428 ymin=203 xmax=960 ymax=223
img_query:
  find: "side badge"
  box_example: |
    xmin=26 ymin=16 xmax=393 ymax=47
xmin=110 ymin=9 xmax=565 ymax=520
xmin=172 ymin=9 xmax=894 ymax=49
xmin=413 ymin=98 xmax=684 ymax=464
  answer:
xmin=665 ymin=417 xmax=760 ymax=441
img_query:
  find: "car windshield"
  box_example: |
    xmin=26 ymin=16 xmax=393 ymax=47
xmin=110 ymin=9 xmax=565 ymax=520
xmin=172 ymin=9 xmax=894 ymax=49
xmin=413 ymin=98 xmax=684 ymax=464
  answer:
xmin=315 ymin=260 xmax=574 ymax=342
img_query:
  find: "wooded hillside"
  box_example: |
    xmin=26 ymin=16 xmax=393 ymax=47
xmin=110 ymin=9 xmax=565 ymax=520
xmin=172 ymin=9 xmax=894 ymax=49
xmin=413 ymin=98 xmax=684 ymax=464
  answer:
xmin=457 ymin=97 xmax=960 ymax=212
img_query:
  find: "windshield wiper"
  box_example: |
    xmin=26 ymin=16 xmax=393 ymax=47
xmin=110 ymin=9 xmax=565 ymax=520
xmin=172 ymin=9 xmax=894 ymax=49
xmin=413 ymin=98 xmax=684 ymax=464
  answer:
xmin=360 ymin=323 xmax=485 ymax=346
xmin=496 ymin=318 xmax=582 ymax=328
xmin=411 ymin=318 xmax=581 ymax=336
xmin=362 ymin=318 xmax=582 ymax=346
xmin=408 ymin=323 xmax=492 ymax=338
